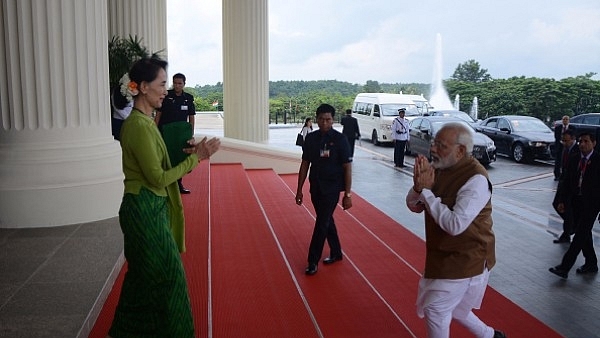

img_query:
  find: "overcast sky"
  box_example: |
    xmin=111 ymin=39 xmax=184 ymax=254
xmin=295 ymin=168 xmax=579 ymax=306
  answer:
xmin=166 ymin=0 xmax=600 ymax=87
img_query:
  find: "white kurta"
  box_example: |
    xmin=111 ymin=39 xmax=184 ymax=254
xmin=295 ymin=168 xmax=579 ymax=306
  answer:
xmin=406 ymin=174 xmax=495 ymax=338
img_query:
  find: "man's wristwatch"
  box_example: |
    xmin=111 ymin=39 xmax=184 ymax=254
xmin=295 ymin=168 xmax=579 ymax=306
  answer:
xmin=344 ymin=192 xmax=352 ymax=198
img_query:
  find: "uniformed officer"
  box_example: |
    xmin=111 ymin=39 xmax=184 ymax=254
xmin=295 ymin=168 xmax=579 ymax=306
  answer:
xmin=156 ymin=73 xmax=196 ymax=194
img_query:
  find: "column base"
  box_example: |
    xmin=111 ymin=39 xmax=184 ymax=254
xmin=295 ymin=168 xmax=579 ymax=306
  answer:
xmin=0 ymin=137 xmax=123 ymax=228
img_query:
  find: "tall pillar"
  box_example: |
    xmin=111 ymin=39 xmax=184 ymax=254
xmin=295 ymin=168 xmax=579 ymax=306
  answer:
xmin=0 ymin=0 xmax=122 ymax=228
xmin=107 ymin=0 xmax=168 ymax=58
xmin=222 ymin=0 xmax=269 ymax=142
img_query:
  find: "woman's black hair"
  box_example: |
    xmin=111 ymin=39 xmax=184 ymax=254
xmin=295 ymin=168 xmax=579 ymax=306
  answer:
xmin=128 ymin=57 xmax=168 ymax=87
xmin=111 ymin=86 xmax=129 ymax=110
xmin=303 ymin=117 xmax=312 ymax=127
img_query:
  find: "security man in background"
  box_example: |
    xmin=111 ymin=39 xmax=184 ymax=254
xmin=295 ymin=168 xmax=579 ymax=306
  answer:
xmin=391 ymin=108 xmax=410 ymax=167
xmin=341 ymin=109 xmax=361 ymax=158
xmin=155 ymin=73 xmax=196 ymax=194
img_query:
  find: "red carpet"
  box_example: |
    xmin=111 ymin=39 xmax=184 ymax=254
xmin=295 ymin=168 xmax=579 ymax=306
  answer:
xmin=89 ymin=163 xmax=563 ymax=338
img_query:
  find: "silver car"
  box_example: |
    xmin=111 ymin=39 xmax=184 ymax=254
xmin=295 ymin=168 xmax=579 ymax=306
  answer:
xmin=408 ymin=116 xmax=497 ymax=166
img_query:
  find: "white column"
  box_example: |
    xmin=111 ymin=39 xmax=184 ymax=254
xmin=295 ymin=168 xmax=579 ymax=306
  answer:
xmin=0 ymin=0 xmax=122 ymax=228
xmin=107 ymin=0 xmax=168 ymax=57
xmin=222 ymin=0 xmax=269 ymax=142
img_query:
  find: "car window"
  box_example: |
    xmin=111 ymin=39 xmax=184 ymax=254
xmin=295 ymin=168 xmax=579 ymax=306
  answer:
xmin=432 ymin=120 xmax=472 ymax=133
xmin=421 ymin=119 xmax=431 ymax=131
xmin=432 ymin=111 xmax=475 ymax=123
xmin=497 ymin=119 xmax=511 ymax=130
xmin=354 ymin=102 xmax=370 ymax=116
xmin=582 ymin=115 xmax=600 ymax=125
xmin=411 ymin=118 xmax=422 ymax=129
xmin=381 ymin=104 xmax=419 ymax=117
xmin=484 ymin=118 xmax=498 ymax=128
xmin=510 ymin=118 xmax=550 ymax=132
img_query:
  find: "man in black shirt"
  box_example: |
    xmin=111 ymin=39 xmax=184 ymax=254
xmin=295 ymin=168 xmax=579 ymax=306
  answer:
xmin=341 ymin=109 xmax=360 ymax=158
xmin=156 ymin=73 xmax=196 ymax=194
xmin=295 ymin=104 xmax=353 ymax=275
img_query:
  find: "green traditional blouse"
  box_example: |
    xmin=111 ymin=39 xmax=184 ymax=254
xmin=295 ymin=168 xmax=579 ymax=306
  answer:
xmin=120 ymin=109 xmax=199 ymax=252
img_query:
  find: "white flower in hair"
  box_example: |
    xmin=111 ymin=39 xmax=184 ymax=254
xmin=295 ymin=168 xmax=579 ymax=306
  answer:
xmin=119 ymin=73 xmax=138 ymax=102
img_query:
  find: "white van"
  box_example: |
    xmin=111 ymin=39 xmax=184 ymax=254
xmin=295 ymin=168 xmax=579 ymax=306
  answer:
xmin=352 ymin=93 xmax=420 ymax=145
xmin=399 ymin=92 xmax=431 ymax=115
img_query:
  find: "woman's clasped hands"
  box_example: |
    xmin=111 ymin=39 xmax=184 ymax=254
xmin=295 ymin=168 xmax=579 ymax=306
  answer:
xmin=184 ymin=136 xmax=221 ymax=161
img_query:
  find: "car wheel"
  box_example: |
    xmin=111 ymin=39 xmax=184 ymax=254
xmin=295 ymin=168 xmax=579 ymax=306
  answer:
xmin=371 ymin=130 xmax=379 ymax=146
xmin=512 ymin=143 xmax=526 ymax=163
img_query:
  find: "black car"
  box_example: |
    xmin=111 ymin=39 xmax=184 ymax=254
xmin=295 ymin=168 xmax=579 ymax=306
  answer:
xmin=552 ymin=113 xmax=600 ymax=151
xmin=426 ymin=109 xmax=477 ymax=123
xmin=408 ymin=116 xmax=497 ymax=166
xmin=569 ymin=113 xmax=600 ymax=151
xmin=476 ymin=115 xmax=554 ymax=163
xmin=553 ymin=112 xmax=600 ymax=129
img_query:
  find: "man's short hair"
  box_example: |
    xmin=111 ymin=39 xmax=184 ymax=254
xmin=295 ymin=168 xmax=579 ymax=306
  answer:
xmin=563 ymin=129 xmax=576 ymax=138
xmin=578 ymin=131 xmax=596 ymax=143
xmin=346 ymin=109 xmax=352 ymax=115
xmin=316 ymin=103 xmax=336 ymax=117
xmin=173 ymin=73 xmax=186 ymax=83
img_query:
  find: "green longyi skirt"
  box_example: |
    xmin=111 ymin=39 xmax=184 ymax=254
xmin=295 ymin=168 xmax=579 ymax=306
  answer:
xmin=109 ymin=187 xmax=194 ymax=338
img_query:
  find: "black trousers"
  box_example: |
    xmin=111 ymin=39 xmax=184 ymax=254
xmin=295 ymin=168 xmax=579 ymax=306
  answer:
xmin=394 ymin=140 xmax=407 ymax=166
xmin=112 ymin=117 xmax=124 ymax=141
xmin=307 ymin=191 xmax=342 ymax=264
xmin=560 ymin=196 xmax=598 ymax=270
xmin=553 ymin=143 xmax=563 ymax=179
xmin=552 ymin=193 xmax=575 ymax=237
xmin=347 ymin=138 xmax=356 ymax=157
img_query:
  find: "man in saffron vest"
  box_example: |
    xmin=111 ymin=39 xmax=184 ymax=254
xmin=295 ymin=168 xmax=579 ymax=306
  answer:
xmin=406 ymin=122 xmax=506 ymax=338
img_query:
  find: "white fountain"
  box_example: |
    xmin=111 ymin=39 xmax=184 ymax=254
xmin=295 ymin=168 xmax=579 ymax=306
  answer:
xmin=429 ymin=33 xmax=453 ymax=110
xmin=470 ymin=96 xmax=479 ymax=120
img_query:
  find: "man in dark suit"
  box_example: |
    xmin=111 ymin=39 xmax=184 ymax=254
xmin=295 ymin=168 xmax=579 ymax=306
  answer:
xmin=341 ymin=109 xmax=360 ymax=158
xmin=553 ymin=115 xmax=575 ymax=180
xmin=551 ymin=129 xmax=579 ymax=243
xmin=550 ymin=132 xmax=600 ymax=278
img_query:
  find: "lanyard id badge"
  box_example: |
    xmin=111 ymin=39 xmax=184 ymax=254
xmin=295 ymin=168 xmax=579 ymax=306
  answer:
xmin=320 ymin=142 xmax=330 ymax=157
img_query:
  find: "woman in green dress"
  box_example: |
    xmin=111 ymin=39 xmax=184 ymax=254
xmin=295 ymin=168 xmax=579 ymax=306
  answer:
xmin=108 ymin=57 xmax=220 ymax=338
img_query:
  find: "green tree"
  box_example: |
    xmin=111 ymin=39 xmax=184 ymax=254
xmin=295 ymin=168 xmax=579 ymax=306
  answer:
xmin=187 ymin=77 xmax=600 ymax=126
xmin=363 ymin=80 xmax=381 ymax=93
xmin=445 ymin=79 xmax=478 ymax=113
xmin=108 ymin=35 xmax=162 ymax=91
xmin=451 ymin=59 xmax=492 ymax=83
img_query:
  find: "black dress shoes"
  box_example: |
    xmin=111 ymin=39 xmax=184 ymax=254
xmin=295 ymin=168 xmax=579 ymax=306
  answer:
xmin=493 ymin=330 xmax=507 ymax=338
xmin=549 ymin=265 xmax=569 ymax=279
xmin=323 ymin=255 xmax=343 ymax=265
xmin=179 ymin=187 xmax=191 ymax=194
xmin=575 ymin=265 xmax=598 ymax=274
xmin=305 ymin=263 xmax=318 ymax=275
xmin=553 ymin=235 xmax=570 ymax=244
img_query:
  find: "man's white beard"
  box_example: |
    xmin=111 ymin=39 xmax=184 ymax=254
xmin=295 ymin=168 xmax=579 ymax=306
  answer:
xmin=431 ymin=155 xmax=459 ymax=169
